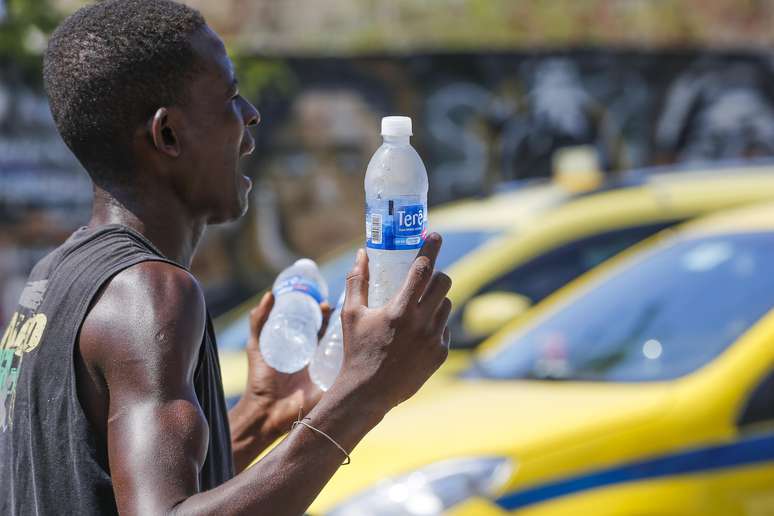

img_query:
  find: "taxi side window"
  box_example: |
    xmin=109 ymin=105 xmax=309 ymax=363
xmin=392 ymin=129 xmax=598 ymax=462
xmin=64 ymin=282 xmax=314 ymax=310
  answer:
xmin=738 ymin=369 xmax=774 ymax=427
xmin=449 ymin=221 xmax=676 ymax=349
xmin=480 ymin=222 xmax=676 ymax=303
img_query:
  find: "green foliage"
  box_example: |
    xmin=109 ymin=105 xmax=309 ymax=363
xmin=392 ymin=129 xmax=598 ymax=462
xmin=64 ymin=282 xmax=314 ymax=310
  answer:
xmin=230 ymin=52 xmax=297 ymax=102
xmin=0 ymin=0 xmax=62 ymax=83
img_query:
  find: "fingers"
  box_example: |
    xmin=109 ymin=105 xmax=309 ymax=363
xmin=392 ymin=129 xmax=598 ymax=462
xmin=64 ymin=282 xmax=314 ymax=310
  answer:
xmin=394 ymin=233 xmax=442 ymax=309
xmin=318 ymin=302 xmax=332 ymax=339
xmin=432 ymin=297 xmax=452 ymax=336
xmin=418 ymin=272 xmax=452 ymax=316
xmin=416 ymin=232 xmax=442 ymax=270
xmin=344 ymin=248 xmax=369 ymax=312
xmin=442 ymin=325 xmax=451 ymax=349
xmin=248 ymin=292 xmax=274 ymax=348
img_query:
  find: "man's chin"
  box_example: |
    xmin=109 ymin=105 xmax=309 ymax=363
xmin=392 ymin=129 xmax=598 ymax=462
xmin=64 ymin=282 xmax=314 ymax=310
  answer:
xmin=207 ymin=195 xmax=249 ymax=225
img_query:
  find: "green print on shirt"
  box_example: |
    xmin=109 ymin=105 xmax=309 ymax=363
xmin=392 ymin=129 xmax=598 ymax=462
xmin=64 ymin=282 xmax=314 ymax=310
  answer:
xmin=0 ymin=311 xmax=48 ymax=431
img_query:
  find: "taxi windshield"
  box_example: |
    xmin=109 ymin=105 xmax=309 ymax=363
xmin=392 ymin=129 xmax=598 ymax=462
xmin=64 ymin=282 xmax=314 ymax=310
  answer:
xmin=473 ymin=232 xmax=774 ymax=382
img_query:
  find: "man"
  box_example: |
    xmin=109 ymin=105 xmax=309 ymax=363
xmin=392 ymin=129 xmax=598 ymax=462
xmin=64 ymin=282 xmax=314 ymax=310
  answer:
xmin=0 ymin=1 xmax=452 ymax=514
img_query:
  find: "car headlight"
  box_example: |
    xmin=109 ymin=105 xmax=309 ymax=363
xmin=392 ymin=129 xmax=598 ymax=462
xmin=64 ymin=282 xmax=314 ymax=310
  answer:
xmin=328 ymin=456 xmax=513 ymax=516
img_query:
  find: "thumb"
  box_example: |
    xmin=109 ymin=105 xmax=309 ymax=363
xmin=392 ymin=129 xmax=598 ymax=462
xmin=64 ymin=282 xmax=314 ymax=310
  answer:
xmin=344 ymin=248 xmax=369 ymax=312
xmin=248 ymin=292 xmax=274 ymax=350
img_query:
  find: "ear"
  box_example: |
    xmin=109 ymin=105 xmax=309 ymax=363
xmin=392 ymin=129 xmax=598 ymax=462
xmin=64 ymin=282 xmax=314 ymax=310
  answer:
xmin=150 ymin=107 xmax=181 ymax=158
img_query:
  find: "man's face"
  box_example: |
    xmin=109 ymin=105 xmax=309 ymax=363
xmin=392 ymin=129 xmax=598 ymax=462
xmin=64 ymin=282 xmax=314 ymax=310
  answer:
xmin=174 ymin=26 xmax=259 ymax=224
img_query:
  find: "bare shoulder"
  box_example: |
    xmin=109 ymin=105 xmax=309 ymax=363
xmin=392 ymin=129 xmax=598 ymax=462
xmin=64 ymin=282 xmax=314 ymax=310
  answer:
xmin=79 ymin=260 xmax=206 ymax=389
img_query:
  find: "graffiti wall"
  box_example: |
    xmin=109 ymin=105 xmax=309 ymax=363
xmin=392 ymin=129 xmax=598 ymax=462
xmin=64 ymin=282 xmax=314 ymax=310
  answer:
xmin=258 ymin=52 xmax=774 ymax=200
xmin=3 ymin=50 xmax=774 ymax=322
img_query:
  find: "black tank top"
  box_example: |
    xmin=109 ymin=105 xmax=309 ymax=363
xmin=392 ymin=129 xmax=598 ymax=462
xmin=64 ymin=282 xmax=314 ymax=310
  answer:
xmin=0 ymin=224 xmax=234 ymax=515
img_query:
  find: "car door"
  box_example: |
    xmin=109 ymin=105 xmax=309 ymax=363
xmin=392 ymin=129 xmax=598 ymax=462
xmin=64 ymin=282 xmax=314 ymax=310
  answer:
xmin=728 ymin=367 xmax=774 ymax=514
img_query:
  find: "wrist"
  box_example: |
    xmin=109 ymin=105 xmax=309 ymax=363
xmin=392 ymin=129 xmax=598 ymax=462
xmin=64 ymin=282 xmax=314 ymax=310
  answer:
xmin=323 ymin=376 xmax=388 ymax=431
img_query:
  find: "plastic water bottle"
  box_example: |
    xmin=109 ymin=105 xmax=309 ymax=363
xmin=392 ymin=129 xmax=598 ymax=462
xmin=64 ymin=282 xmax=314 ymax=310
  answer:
xmin=365 ymin=116 xmax=428 ymax=308
xmin=260 ymin=258 xmax=328 ymax=373
xmin=309 ymin=291 xmax=345 ymax=391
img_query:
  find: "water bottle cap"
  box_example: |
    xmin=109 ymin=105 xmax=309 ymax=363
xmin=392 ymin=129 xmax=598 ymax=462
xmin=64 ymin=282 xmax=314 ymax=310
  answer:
xmin=293 ymin=258 xmax=317 ymax=270
xmin=381 ymin=116 xmax=412 ymax=137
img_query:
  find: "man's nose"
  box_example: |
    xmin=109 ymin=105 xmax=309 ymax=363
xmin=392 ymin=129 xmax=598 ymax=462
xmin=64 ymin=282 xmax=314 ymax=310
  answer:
xmin=243 ymin=99 xmax=260 ymax=127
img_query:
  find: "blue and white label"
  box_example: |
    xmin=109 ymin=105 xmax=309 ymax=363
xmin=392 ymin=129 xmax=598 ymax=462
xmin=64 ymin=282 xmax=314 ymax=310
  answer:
xmin=366 ymin=198 xmax=427 ymax=250
xmin=273 ymin=275 xmax=325 ymax=303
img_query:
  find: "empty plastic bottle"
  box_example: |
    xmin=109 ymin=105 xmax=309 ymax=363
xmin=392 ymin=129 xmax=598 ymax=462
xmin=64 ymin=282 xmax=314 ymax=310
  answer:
xmin=364 ymin=116 xmax=428 ymax=308
xmin=309 ymin=291 xmax=345 ymax=391
xmin=260 ymin=258 xmax=328 ymax=373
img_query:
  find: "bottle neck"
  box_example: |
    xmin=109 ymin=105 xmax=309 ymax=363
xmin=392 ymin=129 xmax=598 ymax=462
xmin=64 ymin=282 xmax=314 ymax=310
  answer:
xmin=383 ymin=134 xmax=410 ymax=145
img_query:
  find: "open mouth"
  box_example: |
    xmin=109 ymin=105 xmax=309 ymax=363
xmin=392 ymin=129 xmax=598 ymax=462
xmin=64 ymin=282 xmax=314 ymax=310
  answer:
xmin=238 ymin=132 xmax=256 ymax=192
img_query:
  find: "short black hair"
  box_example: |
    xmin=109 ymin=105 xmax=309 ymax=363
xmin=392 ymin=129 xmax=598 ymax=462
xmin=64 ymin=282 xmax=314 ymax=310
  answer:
xmin=43 ymin=0 xmax=206 ymax=184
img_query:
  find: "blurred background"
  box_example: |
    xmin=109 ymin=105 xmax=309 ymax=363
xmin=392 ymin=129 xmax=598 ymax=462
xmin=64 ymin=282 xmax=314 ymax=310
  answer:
xmin=4 ymin=0 xmax=774 ymax=324
xmin=4 ymin=2 xmax=774 ymax=514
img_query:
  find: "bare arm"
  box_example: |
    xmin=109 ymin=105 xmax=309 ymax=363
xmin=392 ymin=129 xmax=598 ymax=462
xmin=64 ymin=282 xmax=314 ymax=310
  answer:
xmin=79 ymin=234 xmax=451 ymax=515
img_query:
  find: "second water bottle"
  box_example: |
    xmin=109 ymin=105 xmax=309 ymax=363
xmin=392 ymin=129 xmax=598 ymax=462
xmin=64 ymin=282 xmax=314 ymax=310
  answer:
xmin=260 ymin=258 xmax=328 ymax=373
xmin=309 ymin=291 xmax=346 ymax=391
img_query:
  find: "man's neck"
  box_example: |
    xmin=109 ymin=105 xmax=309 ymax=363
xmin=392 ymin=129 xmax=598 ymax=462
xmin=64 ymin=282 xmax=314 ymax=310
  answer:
xmin=88 ymin=184 xmax=205 ymax=268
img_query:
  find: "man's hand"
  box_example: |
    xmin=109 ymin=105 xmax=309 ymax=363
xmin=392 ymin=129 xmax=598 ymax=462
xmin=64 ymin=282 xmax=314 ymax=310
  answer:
xmin=229 ymin=292 xmax=330 ymax=471
xmin=335 ymin=232 xmax=452 ymax=413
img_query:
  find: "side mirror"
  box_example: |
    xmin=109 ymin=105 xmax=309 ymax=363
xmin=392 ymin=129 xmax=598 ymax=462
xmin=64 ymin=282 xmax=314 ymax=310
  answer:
xmin=462 ymin=291 xmax=532 ymax=340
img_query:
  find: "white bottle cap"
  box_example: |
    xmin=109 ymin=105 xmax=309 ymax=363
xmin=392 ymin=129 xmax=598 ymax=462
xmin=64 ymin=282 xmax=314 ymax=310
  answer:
xmin=293 ymin=258 xmax=318 ymax=272
xmin=381 ymin=116 xmax=412 ymax=137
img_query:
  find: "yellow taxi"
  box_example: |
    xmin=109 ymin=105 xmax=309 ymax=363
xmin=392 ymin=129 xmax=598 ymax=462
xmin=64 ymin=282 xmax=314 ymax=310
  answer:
xmin=309 ymin=202 xmax=774 ymax=516
xmin=441 ymin=165 xmax=774 ymax=348
xmin=217 ymin=163 xmax=774 ymax=401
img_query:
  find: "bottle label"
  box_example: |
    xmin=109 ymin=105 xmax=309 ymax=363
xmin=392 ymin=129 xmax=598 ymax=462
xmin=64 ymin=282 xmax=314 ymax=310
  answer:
xmin=273 ymin=275 xmax=325 ymax=304
xmin=365 ymin=198 xmax=427 ymax=250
